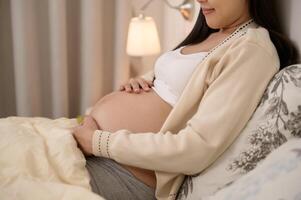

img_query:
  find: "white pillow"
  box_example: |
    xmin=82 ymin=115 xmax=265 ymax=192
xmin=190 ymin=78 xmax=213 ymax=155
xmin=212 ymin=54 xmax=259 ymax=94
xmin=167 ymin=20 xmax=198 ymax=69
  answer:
xmin=177 ymin=64 xmax=301 ymax=200
xmin=205 ymin=138 xmax=301 ymax=200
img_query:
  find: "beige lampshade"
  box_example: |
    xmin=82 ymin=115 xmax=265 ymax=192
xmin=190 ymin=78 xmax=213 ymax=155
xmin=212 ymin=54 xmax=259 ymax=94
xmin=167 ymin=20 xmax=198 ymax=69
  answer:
xmin=126 ymin=15 xmax=161 ymax=56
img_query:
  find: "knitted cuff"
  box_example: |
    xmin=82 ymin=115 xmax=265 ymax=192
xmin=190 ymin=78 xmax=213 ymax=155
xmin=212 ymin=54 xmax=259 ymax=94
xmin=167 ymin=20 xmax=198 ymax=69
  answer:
xmin=92 ymin=130 xmax=112 ymax=158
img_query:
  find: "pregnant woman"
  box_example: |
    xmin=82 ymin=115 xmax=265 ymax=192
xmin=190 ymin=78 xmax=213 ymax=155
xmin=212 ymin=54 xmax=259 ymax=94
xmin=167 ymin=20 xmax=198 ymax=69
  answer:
xmin=73 ymin=0 xmax=299 ymax=199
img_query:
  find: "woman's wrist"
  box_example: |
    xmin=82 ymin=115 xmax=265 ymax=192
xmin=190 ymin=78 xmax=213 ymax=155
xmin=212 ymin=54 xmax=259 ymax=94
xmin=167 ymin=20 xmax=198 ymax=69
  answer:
xmin=92 ymin=130 xmax=102 ymax=156
xmin=92 ymin=129 xmax=112 ymax=158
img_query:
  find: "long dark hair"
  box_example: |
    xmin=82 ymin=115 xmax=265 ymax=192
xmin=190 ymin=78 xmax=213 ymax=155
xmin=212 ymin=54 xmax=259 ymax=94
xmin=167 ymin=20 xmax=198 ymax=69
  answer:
xmin=174 ymin=0 xmax=299 ymax=69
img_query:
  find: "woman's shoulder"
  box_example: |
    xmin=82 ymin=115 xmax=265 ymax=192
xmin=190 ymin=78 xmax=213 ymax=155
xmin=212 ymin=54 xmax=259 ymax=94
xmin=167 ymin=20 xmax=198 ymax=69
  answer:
xmin=239 ymin=26 xmax=278 ymax=59
xmin=245 ymin=26 xmax=273 ymax=45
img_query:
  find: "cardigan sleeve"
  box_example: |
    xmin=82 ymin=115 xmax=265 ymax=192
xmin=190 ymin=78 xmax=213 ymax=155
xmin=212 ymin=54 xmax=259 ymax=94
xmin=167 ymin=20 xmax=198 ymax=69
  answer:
xmin=92 ymin=42 xmax=279 ymax=175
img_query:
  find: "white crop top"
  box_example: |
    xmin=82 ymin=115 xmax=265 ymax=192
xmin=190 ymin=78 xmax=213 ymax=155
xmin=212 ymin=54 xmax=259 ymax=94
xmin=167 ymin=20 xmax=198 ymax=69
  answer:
xmin=151 ymin=46 xmax=207 ymax=107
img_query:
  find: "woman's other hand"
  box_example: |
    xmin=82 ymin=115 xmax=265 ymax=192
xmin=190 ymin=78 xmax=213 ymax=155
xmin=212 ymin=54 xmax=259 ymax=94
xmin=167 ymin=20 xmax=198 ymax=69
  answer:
xmin=72 ymin=115 xmax=99 ymax=156
xmin=119 ymin=77 xmax=153 ymax=93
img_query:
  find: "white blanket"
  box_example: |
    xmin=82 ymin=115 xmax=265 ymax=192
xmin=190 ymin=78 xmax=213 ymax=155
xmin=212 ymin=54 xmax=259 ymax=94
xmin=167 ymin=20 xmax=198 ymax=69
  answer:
xmin=0 ymin=117 xmax=105 ymax=200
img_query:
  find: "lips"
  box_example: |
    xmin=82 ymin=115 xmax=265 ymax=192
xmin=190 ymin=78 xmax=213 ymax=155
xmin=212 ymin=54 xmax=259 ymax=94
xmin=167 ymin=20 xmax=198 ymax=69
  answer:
xmin=202 ymin=8 xmax=215 ymax=15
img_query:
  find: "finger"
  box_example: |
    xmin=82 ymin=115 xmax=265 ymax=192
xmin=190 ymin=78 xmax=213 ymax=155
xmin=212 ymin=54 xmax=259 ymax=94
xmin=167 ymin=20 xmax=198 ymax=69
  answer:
xmin=130 ymin=79 xmax=140 ymax=93
xmin=83 ymin=115 xmax=94 ymax=124
xmin=83 ymin=116 xmax=98 ymax=129
xmin=137 ymin=78 xmax=150 ymax=91
xmin=124 ymin=84 xmax=132 ymax=92
xmin=144 ymin=79 xmax=154 ymax=87
xmin=90 ymin=117 xmax=101 ymax=129
xmin=119 ymin=85 xmax=125 ymax=91
xmin=82 ymin=116 xmax=92 ymax=126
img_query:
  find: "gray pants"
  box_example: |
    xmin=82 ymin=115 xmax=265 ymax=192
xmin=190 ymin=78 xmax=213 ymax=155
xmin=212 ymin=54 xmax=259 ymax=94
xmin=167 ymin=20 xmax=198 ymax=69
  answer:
xmin=86 ymin=156 xmax=156 ymax=200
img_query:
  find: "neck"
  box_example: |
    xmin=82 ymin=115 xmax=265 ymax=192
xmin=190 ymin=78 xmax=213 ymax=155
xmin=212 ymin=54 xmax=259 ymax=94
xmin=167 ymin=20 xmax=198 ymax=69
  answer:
xmin=219 ymin=16 xmax=252 ymax=34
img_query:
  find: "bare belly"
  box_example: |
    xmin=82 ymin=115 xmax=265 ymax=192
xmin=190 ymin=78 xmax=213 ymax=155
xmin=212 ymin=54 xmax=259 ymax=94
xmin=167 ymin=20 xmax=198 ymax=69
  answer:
xmin=90 ymin=88 xmax=173 ymax=189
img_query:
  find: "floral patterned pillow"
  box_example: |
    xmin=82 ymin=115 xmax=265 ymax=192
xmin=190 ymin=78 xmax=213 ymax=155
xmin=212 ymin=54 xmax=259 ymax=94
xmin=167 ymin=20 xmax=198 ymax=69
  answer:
xmin=176 ymin=64 xmax=301 ymax=200
xmin=205 ymin=138 xmax=301 ymax=200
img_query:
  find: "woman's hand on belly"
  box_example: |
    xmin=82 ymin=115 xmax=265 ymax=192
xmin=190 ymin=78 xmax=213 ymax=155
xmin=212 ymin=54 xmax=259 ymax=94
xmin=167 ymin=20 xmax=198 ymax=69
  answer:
xmin=119 ymin=77 xmax=153 ymax=93
xmin=72 ymin=116 xmax=99 ymax=156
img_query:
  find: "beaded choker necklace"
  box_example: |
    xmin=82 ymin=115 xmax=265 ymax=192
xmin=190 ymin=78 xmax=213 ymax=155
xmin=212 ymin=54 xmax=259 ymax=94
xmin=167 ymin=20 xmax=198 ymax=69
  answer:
xmin=201 ymin=19 xmax=255 ymax=62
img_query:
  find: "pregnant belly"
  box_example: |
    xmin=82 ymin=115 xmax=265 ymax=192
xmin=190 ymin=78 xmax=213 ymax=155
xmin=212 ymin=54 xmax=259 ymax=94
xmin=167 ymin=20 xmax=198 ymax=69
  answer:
xmin=90 ymin=88 xmax=173 ymax=188
xmin=90 ymin=88 xmax=173 ymax=133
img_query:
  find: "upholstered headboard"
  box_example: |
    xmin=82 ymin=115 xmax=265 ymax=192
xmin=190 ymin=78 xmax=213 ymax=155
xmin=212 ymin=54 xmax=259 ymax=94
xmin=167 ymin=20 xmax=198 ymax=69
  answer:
xmin=277 ymin=0 xmax=301 ymax=60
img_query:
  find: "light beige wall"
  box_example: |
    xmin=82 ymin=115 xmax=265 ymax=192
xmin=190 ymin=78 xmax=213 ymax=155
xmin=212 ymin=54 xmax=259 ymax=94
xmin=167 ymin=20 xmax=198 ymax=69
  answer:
xmin=162 ymin=0 xmax=199 ymax=52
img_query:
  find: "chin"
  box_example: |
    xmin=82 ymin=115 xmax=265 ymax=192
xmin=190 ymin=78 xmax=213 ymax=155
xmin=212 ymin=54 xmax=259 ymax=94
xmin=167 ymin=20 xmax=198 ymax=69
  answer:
xmin=204 ymin=17 xmax=222 ymax=29
xmin=205 ymin=21 xmax=221 ymax=29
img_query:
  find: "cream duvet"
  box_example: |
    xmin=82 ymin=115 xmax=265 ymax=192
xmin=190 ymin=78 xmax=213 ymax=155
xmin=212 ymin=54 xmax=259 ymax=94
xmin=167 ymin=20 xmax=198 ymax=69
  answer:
xmin=0 ymin=117 xmax=104 ymax=200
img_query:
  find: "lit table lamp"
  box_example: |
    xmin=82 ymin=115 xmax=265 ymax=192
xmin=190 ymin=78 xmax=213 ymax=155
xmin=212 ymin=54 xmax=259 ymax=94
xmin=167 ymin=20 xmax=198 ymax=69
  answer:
xmin=126 ymin=14 xmax=161 ymax=56
xmin=126 ymin=0 xmax=194 ymax=56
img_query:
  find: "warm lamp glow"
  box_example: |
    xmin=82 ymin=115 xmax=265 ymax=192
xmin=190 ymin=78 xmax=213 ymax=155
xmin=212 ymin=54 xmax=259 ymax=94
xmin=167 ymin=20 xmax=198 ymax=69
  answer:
xmin=126 ymin=15 xmax=161 ymax=56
